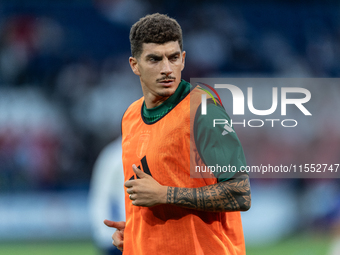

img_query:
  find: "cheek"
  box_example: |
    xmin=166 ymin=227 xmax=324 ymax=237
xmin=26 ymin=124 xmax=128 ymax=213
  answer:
xmin=140 ymin=67 xmax=157 ymax=81
xmin=147 ymin=67 xmax=159 ymax=77
xmin=174 ymin=64 xmax=184 ymax=73
xmin=180 ymin=63 xmax=185 ymax=71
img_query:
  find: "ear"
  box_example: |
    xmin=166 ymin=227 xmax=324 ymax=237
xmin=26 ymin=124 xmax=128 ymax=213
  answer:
xmin=181 ymin=51 xmax=186 ymax=71
xmin=129 ymin=57 xmax=141 ymax=76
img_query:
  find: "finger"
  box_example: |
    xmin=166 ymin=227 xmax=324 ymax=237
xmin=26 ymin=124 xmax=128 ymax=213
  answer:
xmin=132 ymin=164 xmax=148 ymax=178
xmin=112 ymin=231 xmax=124 ymax=250
xmin=124 ymin=180 xmax=134 ymax=188
xmin=126 ymin=188 xmax=134 ymax=194
xmin=112 ymin=230 xmax=124 ymax=243
xmin=103 ymin=220 xmax=125 ymax=230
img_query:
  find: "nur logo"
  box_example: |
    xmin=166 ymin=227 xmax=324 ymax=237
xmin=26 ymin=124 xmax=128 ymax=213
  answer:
xmin=197 ymin=82 xmax=234 ymax=135
xmin=197 ymin=82 xmax=312 ymax=128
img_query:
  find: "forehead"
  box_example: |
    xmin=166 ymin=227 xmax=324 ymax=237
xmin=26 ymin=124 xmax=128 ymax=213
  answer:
xmin=140 ymin=41 xmax=181 ymax=57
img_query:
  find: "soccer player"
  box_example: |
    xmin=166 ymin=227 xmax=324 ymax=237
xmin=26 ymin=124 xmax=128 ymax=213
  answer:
xmin=104 ymin=13 xmax=251 ymax=255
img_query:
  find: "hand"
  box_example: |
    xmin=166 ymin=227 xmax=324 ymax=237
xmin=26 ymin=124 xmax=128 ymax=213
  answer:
xmin=125 ymin=164 xmax=167 ymax=207
xmin=103 ymin=220 xmax=125 ymax=251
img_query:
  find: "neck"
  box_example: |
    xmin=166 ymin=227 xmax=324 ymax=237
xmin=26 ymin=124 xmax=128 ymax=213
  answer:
xmin=144 ymin=94 xmax=170 ymax=109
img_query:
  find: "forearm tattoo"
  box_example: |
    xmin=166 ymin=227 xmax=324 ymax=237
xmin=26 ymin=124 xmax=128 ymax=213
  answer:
xmin=167 ymin=175 xmax=251 ymax=212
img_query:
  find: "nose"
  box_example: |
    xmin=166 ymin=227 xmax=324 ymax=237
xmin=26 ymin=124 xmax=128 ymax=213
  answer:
xmin=160 ymin=58 xmax=173 ymax=76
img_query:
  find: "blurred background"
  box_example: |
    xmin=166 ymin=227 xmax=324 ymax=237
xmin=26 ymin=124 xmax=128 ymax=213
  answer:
xmin=0 ymin=0 xmax=339 ymax=254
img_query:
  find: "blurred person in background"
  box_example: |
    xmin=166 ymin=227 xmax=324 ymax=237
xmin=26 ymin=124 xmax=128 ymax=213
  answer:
xmin=89 ymin=137 xmax=124 ymax=255
xmin=104 ymin=13 xmax=251 ymax=255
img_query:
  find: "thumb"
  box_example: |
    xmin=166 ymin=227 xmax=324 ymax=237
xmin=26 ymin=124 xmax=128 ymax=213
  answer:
xmin=132 ymin=164 xmax=148 ymax=178
xmin=103 ymin=220 xmax=125 ymax=230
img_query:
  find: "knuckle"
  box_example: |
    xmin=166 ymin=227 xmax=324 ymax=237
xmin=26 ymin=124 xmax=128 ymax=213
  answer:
xmin=112 ymin=230 xmax=119 ymax=239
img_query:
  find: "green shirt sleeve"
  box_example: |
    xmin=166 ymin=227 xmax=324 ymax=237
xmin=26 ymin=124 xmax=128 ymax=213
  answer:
xmin=194 ymin=102 xmax=247 ymax=182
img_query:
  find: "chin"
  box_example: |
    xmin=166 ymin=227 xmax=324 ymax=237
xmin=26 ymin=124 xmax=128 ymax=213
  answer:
xmin=158 ymin=87 xmax=177 ymax=97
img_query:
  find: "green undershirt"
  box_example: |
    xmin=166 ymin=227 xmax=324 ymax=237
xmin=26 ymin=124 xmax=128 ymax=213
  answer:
xmin=142 ymin=80 xmax=247 ymax=182
xmin=142 ymin=80 xmax=190 ymax=122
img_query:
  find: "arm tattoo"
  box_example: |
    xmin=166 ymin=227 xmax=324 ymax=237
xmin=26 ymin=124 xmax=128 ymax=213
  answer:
xmin=166 ymin=174 xmax=251 ymax=212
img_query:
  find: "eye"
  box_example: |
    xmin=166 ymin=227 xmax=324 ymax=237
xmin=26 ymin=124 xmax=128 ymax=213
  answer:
xmin=149 ymin=57 xmax=160 ymax=63
xmin=170 ymin=55 xmax=179 ymax=61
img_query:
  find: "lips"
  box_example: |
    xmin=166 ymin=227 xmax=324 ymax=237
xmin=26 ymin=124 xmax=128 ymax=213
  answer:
xmin=160 ymin=80 xmax=174 ymax=83
xmin=158 ymin=79 xmax=175 ymax=87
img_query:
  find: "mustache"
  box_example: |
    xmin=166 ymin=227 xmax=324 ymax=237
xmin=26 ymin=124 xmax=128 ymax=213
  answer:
xmin=157 ymin=76 xmax=176 ymax=82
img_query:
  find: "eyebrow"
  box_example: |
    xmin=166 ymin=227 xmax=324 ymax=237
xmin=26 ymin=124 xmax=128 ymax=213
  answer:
xmin=145 ymin=51 xmax=181 ymax=60
xmin=145 ymin=54 xmax=162 ymax=60
xmin=169 ymin=51 xmax=181 ymax=58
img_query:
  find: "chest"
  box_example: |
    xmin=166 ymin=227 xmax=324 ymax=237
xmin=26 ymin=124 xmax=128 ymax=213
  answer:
xmin=122 ymin=105 xmax=191 ymax=185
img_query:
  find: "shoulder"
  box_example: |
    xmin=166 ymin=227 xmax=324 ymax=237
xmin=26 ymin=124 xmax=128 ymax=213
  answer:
xmin=122 ymin=97 xmax=144 ymax=120
xmin=121 ymin=97 xmax=144 ymax=135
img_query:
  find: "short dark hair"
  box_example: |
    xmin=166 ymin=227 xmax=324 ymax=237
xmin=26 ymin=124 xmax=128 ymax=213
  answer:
xmin=129 ymin=13 xmax=183 ymax=58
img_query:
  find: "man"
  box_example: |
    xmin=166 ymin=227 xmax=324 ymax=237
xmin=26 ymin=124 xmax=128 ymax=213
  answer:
xmin=104 ymin=13 xmax=251 ymax=255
